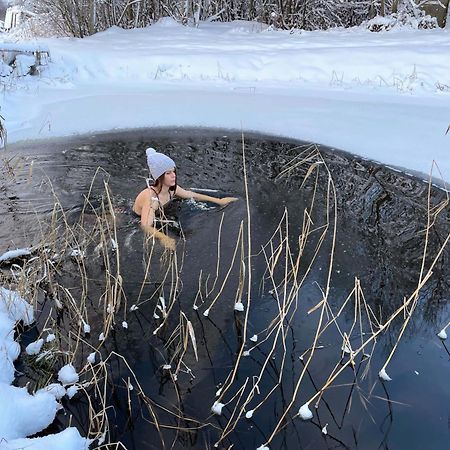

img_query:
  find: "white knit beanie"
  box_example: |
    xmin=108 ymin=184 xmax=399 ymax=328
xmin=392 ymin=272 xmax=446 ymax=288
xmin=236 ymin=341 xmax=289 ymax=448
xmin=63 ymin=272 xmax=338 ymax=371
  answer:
xmin=146 ymin=147 xmax=176 ymax=180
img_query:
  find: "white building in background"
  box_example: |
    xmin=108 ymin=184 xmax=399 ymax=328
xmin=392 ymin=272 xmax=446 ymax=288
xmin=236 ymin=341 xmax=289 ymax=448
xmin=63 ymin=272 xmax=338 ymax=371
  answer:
xmin=4 ymin=6 xmax=34 ymax=31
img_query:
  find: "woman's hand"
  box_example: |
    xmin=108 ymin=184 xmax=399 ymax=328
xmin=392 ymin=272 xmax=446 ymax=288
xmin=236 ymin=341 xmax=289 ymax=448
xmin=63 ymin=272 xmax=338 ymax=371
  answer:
xmin=217 ymin=197 xmax=238 ymax=207
xmin=161 ymin=235 xmax=176 ymax=251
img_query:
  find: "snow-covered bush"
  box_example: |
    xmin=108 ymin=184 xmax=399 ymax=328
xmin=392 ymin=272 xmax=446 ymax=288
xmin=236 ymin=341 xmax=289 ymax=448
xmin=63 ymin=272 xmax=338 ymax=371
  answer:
xmin=366 ymin=14 xmax=396 ymax=31
xmin=5 ymin=0 xmax=443 ymax=37
xmin=7 ymin=11 xmax=65 ymax=39
xmin=366 ymin=1 xmax=438 ymax=31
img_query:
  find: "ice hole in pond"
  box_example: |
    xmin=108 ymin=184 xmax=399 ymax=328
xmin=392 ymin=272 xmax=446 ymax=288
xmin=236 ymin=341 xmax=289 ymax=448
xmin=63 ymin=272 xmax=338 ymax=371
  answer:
xmin=2 ymin=129 xmax=449 ymax=450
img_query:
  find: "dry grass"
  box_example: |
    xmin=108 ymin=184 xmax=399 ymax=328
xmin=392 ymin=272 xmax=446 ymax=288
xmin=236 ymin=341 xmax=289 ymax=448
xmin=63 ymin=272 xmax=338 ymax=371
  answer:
xmin=0 ymin=142 xmax=448 ymax=449
xmin=0 ymin=114 xmax=6 ymax=148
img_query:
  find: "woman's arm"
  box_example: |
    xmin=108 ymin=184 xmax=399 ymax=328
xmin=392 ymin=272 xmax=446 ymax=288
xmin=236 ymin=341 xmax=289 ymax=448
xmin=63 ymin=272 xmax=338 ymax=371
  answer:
xmin=175 ymin=186 xmax=238 ymax=207
xmin=140 ymin=200 xmax=176 ymax=251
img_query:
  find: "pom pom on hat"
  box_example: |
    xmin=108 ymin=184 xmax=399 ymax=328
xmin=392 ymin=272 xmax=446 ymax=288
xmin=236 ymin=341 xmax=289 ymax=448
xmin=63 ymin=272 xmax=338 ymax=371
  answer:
xmin=146 ymin=147 xmax=176 ymax=180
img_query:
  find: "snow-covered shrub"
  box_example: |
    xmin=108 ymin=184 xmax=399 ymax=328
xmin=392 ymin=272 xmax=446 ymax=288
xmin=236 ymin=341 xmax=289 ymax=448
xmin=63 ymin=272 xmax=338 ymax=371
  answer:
xmin=2 ymin=0 xmax=377 ymax=35
xmin=8 ymin=11 xmax=65 ymax=39
xmin=366 ymin=1 xmax=438 ymax=31
xmin=273 ymin=1 xmax=402 ymax=30
xmin=366 ymin=14 xmax=396 ymax=31
xmin=4 ymin=0 xmax=442 ymax=37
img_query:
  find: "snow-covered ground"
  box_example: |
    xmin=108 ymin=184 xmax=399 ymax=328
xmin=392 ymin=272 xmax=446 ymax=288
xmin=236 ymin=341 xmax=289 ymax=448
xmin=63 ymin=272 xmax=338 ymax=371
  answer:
xmin=1 ymin=18 xmax=449 ymax=182
xmin=0 ymin=288 xmax=88 ymax=449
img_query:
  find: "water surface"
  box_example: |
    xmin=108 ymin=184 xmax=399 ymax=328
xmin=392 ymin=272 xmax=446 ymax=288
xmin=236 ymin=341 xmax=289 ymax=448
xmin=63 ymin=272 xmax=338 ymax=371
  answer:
xmin=1 ymin=128 xmax=449 ymax=450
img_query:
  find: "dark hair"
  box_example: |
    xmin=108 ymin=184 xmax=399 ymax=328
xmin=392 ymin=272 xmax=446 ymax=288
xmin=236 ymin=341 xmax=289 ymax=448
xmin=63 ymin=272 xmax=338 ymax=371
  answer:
xmin=153 ymin=169 xmax=177 ymax=193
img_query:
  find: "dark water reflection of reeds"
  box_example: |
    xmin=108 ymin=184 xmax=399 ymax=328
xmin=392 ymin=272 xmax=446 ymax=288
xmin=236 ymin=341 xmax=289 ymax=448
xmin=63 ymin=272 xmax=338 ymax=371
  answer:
xmin=2 ymin=128 xmax=449 ymax=450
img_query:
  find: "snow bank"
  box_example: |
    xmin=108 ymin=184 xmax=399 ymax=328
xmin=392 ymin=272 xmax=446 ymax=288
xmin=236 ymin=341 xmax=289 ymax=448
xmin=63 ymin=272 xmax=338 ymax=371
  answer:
xmin=1 ymin=427 xmax=88 ymax=450
xmin=0 ymin=287 xmax=33 ymax=384
xmin=0 ymin=287 xmax=34 ymax=326
xmin=0 ymin=247 xmax=32 ymax=262
xmin=0 ymin=384 xmax=59 ymax=439
xmin=1 ymin=21 xmax=450 ymax=180
xmin=0 ymin=287 xmax=89 ymax=449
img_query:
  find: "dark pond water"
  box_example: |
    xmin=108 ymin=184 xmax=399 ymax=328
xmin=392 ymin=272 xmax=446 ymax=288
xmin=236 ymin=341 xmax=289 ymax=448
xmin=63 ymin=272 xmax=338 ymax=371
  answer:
xmin=1 ymin=128 xmax=449 ymax=450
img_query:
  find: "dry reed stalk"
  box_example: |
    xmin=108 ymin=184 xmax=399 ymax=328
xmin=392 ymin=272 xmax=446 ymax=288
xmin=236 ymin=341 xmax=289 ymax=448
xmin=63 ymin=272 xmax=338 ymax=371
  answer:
xmin=275 ymin=144 xmax=318 ymax=179
xmin=0 ymin=114 xmax=6 ymax=148
xmin=162 ymin=311 xmax=198 ymax=382
xmin=192 ymin=269 xmax=205 ymax=310
xmin=378 ymin=169 xmax=450 ymax=375
xmin=214 ymin=145 xmax=356 ymax=448
xmin=153 ymin=252 xmax=182 ymax=335
xmin=202 ymin=222 xmax=244 ymax=314
xmin=206 ymin=212 xmax=225 ymax=297
xmin=301 ymin=270 xmax=434 ymax=407
xmin=213 ymin=136 xmax=254 ymax=405
xmin=3 ymin=140 xmax=448 ymax=450
xmin=213 ymin=377 xmax=250 ymax=446
xmin=214 ymin=246 xmax=292 ymax=446
xmin=211 ymin=145 xmax=332 ymax=447
xmin=260 ymin=148 xmax=352 ymax=447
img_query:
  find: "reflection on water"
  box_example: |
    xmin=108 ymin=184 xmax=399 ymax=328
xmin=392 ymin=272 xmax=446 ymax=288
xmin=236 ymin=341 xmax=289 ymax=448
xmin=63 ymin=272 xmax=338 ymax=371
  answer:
xmin=1 ymin=128 xmax=449 ymax=449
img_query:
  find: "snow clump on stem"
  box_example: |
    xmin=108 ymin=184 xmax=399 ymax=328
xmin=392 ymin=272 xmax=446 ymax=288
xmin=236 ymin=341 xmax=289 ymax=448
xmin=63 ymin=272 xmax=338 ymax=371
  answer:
xmin=378 ymin=368 xmax=392 ymax=381
xmin=58 ymin=364 xmax=79 ymax=385
xmin=437 ymin=329 xmax=447 ymax=340
xmin=211 ymin=401 xmax=225 ymax=415
xmin=299 ymin=402 xmax=313 ymax=420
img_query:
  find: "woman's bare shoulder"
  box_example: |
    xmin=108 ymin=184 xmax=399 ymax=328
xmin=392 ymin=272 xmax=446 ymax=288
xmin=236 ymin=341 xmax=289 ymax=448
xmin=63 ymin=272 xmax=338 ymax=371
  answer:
xmin=137 ymin=187 xmax=151 ymax=199
xmin=134 ymin=188 xmax=154 ymax=213
xmin=134 ymin=188 xmax=148 ymax=205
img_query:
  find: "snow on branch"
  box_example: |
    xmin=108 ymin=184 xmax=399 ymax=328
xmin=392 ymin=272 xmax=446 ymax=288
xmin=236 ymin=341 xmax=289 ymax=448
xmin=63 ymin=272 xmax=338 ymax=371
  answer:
xmin=11 ymin=0 xmax=442 ymax=36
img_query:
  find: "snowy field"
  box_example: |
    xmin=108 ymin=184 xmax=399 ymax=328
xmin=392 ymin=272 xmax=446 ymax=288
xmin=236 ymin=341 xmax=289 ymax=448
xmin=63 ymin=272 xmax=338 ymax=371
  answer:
xmin=1 ymin=18 xmax=450 ymax=182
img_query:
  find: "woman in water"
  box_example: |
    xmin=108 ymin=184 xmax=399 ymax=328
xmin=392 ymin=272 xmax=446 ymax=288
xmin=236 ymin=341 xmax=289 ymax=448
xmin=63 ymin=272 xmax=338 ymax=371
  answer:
xmin=133 ymin=148 xmax=238 ymax=250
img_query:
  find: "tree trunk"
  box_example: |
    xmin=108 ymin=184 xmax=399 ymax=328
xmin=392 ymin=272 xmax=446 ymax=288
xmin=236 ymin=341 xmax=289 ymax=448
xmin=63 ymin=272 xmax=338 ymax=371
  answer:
xmin=88 ymin=0 xmax=96 ymax=35
xmin=392 ymin=0 xmax=399 ymax=14
xmin=445 ymin=0 xmax=450 ymax=28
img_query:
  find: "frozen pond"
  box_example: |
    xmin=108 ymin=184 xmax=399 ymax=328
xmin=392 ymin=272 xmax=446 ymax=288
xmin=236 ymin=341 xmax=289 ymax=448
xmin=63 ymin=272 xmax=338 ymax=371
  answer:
xmin=1 ymin=128 xmax=449 ymax=449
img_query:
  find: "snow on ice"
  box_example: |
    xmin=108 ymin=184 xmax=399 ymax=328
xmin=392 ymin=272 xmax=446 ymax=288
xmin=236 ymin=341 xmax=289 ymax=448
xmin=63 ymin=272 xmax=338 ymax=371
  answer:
xmin=1 ymin=20 xmax=449 ymax=182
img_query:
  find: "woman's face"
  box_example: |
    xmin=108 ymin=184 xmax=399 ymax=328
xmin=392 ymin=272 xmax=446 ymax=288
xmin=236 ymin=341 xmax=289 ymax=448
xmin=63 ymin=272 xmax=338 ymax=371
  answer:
xmin=163 ymin=169 xmax=176 ymax=187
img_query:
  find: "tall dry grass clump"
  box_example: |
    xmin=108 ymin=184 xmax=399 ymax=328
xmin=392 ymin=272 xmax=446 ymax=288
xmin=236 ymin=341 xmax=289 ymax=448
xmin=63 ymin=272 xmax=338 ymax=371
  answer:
xmin=0 ymin=143 xmax=448 ymax=449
